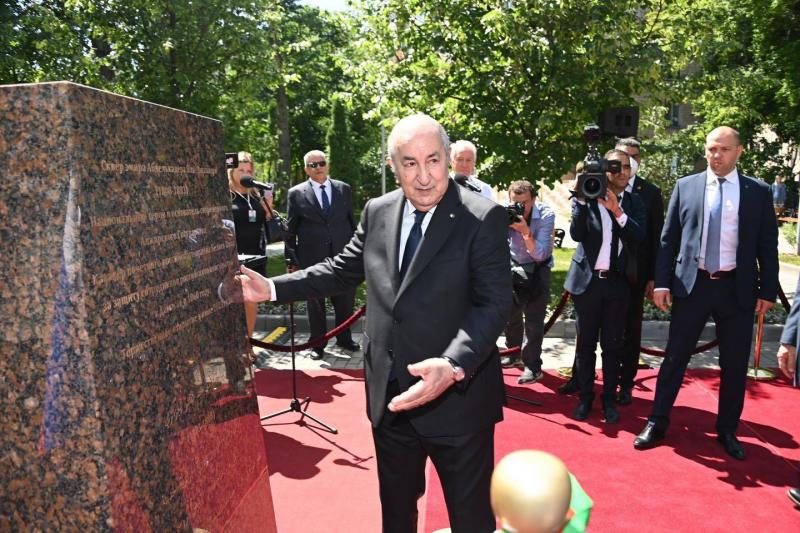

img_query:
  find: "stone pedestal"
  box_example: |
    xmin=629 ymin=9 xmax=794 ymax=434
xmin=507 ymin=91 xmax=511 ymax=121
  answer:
xmin=0 ymin=82 xmax=277 ymax=532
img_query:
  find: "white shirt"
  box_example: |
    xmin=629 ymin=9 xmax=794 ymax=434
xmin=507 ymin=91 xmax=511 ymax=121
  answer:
xmin=625 ymin=174 xmax=637 ymax=193
xmin=310 ymin=177 xmax=332 ymax=209
xmin=699 ymin=168 xmax=739 ymax=271
xmin=398 ymin=200 xmax=436 ymax=270
xmin=593 ymin=193 xmax=628 ymax=270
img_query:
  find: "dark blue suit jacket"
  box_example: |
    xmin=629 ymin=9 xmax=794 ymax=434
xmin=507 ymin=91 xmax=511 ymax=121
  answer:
xmin=654 ymin=170 xmax=779 ymax=309
xmin=284 ymin=178 xmax=357 ymax=268
xmin=564 ymin=193 xmax=646 ymax=295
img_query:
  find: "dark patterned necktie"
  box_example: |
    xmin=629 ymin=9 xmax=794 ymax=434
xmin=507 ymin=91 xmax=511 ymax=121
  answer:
xmin=400 ymin=210 xmax=426 ymax=281
xmin=319 ymin=184 xmax=331 ymax=217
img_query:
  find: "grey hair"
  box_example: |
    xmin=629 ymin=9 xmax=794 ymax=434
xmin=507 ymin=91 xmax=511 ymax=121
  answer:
xmin=387 ymin=114 xmax=450 ymax=163
xmin=303 ymin=149 xmax=326 ymax=166
xmin=451 ymin=139 xmax=478 ymax=160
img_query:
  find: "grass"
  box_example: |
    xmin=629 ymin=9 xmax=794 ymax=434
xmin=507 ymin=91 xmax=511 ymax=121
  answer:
xmin=780 ymin=253 xmax=800 ymax=266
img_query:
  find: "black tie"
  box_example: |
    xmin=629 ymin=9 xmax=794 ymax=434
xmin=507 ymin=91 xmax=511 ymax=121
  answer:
xmin=400 ymin=210 xmax=426 ymax=281
xmin=319 ymin=184 xmax=331 ymax=217
xmin=610 ymin=217 xmax=621 ymax=274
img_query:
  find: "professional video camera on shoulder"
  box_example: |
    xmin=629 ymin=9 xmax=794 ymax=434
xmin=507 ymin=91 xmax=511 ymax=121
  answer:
xmin=573 ymin=124 xmax=621 ymax=200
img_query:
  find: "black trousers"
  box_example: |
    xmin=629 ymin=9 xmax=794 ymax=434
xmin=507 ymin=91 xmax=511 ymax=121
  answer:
xmin=372 ymin=383 xmax=496 ymax=533
xmin=619 ymin=282 xmax=646 ymax=390
xmin=306 ymin=288 xmax=356 ymax=346
xmin=649 ymin=275 xmax=754 ymax=434
xmin=572 ymin=275 xmax=630 ymax=406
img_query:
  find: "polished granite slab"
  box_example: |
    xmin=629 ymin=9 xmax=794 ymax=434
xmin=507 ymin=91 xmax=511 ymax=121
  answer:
xmin=0 ymin=81 xmax=276 ymax=532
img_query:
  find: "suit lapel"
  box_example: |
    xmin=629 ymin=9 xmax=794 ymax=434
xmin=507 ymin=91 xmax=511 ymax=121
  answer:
xmin=692 ymin=172 xmax=707 ymax=244
xmin=395 ymin=183 xmax=461 ymax=302
xmin=387 ymin=194 xmax=405 ymax=295
xmin=329 ymin=180 xmax=342 ymax=217
xmin=304 ymin=181 xmax=325 ymax=218
xmin=737 ymin=171 xmax=753 ymax=253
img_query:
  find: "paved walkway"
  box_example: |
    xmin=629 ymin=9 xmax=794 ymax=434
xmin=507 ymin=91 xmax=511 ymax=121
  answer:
xmin=253 ymin=260 xmax=799 ymax=378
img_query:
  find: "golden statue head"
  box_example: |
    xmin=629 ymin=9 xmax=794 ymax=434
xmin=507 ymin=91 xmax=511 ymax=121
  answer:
xmin=491 ymin=450 xmax=572 ymax=533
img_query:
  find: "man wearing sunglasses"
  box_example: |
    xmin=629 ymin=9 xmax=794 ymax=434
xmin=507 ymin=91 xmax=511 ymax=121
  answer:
xmin=284 ymin=150 xmax=359 ymax=359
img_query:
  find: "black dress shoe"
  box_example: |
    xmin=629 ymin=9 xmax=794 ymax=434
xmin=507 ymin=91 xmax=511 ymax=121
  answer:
xmin=788 ymin=487 xmax=800 ymax=507
xmin=603 ymin=405 xmax=620 ymax=424
xmin=633 ymin=421 xmax=666 ymax=449
xmin=335 ymin=340 xmax=361 ymax=352
xmin=617 ymin=387 xmax=633 ymax=406
xmin=572 ymin=401 xmax=592 ymax=421
xmin=310 ymin=348 xmax=325 ymax=360
xmin=716 ymin=433 xmax=745 ymax=460
xmin=558 ymin=379 xmax=579 ymax=395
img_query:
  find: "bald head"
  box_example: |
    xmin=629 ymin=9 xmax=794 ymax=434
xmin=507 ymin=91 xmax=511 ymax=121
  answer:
xmin=705 ymin=126 xmax=743 ymax=177
xmin=491 ymin=450 xmax=572 ymax=533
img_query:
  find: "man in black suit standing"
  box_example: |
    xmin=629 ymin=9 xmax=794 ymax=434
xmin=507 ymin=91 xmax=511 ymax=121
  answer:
xmin=615 ymin=138 xmax=664 ymax=405
xmin=237 ymin=114 xmax=511 ymax=532
xmin=634 ymin=126 xmax=779 ymax=460
xmin=285 ymin=150 xmax=359 ymax=359
xmin=564 ymin=149 xmax=645 ymax=423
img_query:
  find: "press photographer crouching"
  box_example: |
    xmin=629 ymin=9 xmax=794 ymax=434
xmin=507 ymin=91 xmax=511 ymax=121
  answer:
xmin=501 ymin=180 xmax=556 ymax=385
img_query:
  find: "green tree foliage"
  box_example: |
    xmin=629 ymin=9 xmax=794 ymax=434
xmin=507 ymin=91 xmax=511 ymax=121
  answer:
xmin=326 ymin=97 xmax=362 ymax=204
xmin=351 ymin=0 xmax=665 ymax=186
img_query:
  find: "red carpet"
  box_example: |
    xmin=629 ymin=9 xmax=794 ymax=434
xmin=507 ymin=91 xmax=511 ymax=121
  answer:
xmin=256 ymin=368 xmax=800 ymax=533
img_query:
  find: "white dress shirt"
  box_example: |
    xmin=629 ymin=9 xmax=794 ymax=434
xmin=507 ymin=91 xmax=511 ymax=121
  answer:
xmin=310 ymin=177 xmax=332 ymax=208
xmin=593 ymin=193 xmax=628 ymax=270
xmin=699 ymin=168 xmax=739 ymax=271
xmin=398 ymin=200 xmax=436 ymax=270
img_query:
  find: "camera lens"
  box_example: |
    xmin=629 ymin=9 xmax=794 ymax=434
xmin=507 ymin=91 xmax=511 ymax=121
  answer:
xmin=583 ymin=177 xmax=601 ymax=196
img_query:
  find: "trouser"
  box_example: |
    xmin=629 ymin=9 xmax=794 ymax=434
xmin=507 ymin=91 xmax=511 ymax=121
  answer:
xmin=572 ymin=275 xmax=630 ymax=406
xmin=504 ymin=266 xmax=551 ymax=371
xmin=306 ymin=287 xmax=356 ymax=346
xmin=619 ymin=282 xmax=646 ymax=390
xmin=649 ymin=275 xmax=754 ymax=434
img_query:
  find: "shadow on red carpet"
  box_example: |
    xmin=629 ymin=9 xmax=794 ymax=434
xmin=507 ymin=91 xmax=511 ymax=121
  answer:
xmin=255 ymin=367 xmax=800 ymax=532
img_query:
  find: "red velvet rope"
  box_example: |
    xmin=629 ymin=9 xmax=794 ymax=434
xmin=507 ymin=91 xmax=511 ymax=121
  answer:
xmin=249 ymin=305 xmax=366 ymax=352
xmin=250 ymin=282 xmax=790 ymax=358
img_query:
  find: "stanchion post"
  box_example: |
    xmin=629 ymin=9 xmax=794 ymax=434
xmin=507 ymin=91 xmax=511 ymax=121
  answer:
xmin=748 ymin=313 xmax=776 ymax=381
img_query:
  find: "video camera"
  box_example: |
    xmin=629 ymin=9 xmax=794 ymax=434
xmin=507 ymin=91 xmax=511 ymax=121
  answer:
xmin=225 ymin=152 xmax=239 ymax=169
xmin=574 ymin=124 xmax=621 ymax=200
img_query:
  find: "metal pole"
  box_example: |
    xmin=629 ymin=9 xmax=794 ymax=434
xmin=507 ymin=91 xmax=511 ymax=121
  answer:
xmin=380 ymin=121 xmax=386 ymax=195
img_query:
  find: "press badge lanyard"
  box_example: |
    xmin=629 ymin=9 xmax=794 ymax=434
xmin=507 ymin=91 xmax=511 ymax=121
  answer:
xmin=233 ymin=190 xmax=257 ymax=222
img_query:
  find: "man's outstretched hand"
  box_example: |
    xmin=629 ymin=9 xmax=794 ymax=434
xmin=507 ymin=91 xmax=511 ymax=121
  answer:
xmin=235 ymin=265 xmax=272 ymax=302
xmin=387 ymin=358 xmax=459 ymax=412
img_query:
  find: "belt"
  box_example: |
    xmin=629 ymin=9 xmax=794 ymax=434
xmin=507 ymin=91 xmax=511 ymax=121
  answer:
xmin=593 ymin=269 xmax=620 ymax=279
xmin=698 ymin=268 xmax=736 ymax=280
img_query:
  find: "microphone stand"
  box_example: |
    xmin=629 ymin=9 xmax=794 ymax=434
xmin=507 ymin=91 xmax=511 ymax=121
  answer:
xmin=260 ymin=259 xmax=337 ymax=434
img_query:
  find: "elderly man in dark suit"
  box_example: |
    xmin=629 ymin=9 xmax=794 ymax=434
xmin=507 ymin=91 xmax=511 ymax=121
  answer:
xmin=237 ymin=114 xmax=511 ymax=533
xmin=777 ymin=276 xmax=799 ymax=507
xmin=634 ymin=126 xmax=779 ymax=460
xmin=615 ymin=138 xmax=664 ymax=405
xmin=285 ymin=150 xmax=359 ymax=359
xmin=564 ymin=149 xmax=646 ymax=424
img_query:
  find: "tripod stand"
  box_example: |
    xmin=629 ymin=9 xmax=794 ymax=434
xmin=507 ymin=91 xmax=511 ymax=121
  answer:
xmin=260 ymin=287 xmax=338 ymax=434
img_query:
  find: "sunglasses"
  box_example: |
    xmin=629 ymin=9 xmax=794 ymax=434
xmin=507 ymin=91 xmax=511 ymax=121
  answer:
xmin=307 ymin=161 xmax=327 ymax=169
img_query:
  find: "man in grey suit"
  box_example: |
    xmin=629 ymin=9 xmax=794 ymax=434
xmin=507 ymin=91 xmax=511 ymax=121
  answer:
xmin=777 ymin=277 xmax=799 ymax=507
xmin=237 ymin=114 xmax=511 ymax=532
xmin=285 ymin=150 xmax=359 ymax=358
xmin=634 ymin=127 xmax=779 ymax=460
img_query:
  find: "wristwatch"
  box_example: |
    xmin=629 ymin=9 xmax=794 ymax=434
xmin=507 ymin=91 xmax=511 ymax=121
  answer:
xmin=441 ymin=356 xmax=466 ymax=382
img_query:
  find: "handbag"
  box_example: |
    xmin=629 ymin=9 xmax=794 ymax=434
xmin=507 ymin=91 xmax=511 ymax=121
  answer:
xmin=264 ymin=202 xmax=290 ymax=243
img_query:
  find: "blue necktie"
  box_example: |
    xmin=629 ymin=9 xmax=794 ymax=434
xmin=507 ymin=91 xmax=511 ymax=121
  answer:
xmin=705 ymin=178 xmax=726 ymax=273
xmin=400 ymin=210 xmax=426 ymax=281
xmin=319 ymin=185 xmax=331 ymax=217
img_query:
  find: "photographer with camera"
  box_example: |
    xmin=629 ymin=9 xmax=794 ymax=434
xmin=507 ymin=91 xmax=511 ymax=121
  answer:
xmin=228 ymin=151 xmax=273 ymax=337
xmin=501 ymin=181 xmax=555 ymax=384
xmin=564 ymin=147 xmax=645 ymax=423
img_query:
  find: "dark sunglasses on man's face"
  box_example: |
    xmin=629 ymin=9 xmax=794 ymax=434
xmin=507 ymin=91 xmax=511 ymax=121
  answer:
xmin=307 ymin=161 xmax=327 ymax=169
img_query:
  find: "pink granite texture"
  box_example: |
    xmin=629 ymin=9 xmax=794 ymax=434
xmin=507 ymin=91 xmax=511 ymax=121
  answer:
xmin=0 ymin=81 xmax=276 ymax=532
